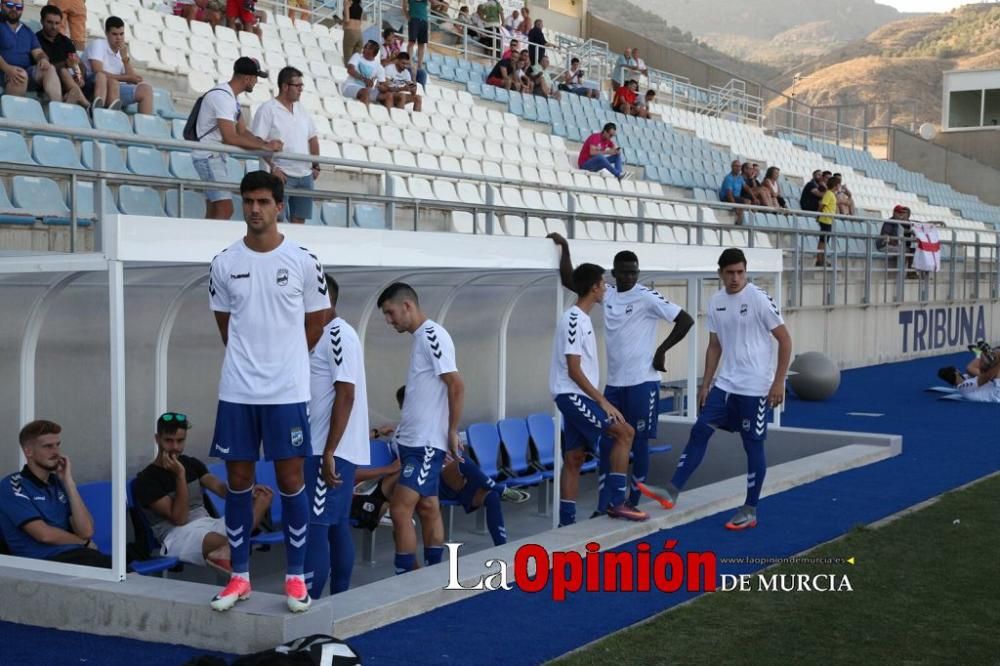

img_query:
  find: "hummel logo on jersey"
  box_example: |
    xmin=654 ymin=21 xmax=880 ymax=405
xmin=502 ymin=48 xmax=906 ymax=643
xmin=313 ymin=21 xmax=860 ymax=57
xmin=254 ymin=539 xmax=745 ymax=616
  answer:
xmin=276 ymin=268 xmax=289 ymax=287
xmin=230 ymin=272 xmax=250 ymax=280
xmin=331 ymin=327 xmax=343 ymax=366
xmin=568 ymin=313 xmax=579 ymax=345
xmin=425 ymin=326 xmax=442 ymax=359
xmin=740 ymin=304 xmax=749 ymax=316
xmin=716 ymin=307 xmax=726 ymax=311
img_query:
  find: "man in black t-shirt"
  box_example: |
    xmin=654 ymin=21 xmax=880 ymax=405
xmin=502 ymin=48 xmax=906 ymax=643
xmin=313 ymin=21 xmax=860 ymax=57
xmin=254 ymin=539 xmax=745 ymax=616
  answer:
xmin=799 ymin=170 xmax=825 ymax=212
xmin=133 ymin=412 xmax=273 ymax=573
xmin=486 ymin=49 xmax=519 ymax=91
xmin=36 ymin=5 xmax=90 ymax=109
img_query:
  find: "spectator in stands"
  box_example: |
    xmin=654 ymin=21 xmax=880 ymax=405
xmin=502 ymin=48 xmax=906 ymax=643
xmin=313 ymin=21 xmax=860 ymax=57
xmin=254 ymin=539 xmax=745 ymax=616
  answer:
xmin=578 ymin=122 xmax=627 ymax=181
xmin=612 ymin=79 xmax=638 ymax=116
xmin=251 ymin=66 xmax=321 ymax=225
xmin=0 ymin=420 xmax=111 ymax=568
xmin=799 ymin=169 xmax=824 ymax=212
xmin=403 ymin=0 xmax=430 ymax=75
xmin=632 ymin=48 xmax=648 ymax=77
xmin=877 ymin=204 xmax=913 ymax=268
xmin=133 ymin=413 xmax=274 ymax=574
xmin=833 ymin=173 xmax=855 ymax=216
xmin=431 ymin=0 xmax=450 ymax=13
xmin=288 ymin=0 xmax=309 ymax=22
xmin=513 ymin=49 xmax=533 ymax=93
xmin=384 ymin=52 xmax=423 ymax=111
xmin=759 ymin=166 xmax=787 ymax=209
xmin=816 ymin=174 xmax=840 ymax=266
xmin=529 ymin=54 xmax=558 ymax=99
xmin=343 ymin=0 xmax=364 ymax=66
xmin=82 ymin=16 xmax=154 ymax=115
xmin=343 ymin=40 xmax=393 ymax=107
xmin=527 ymin=18 xmax=546 ymax=65
xmin=226 ymin=0 xmax=262 ymax=37
xmin=502 ymin=8 xmax=518 ymax=32
xmin=632 ymin=89 xmax=654 ymax=119
xmin=175 ymin=0 xmax=224 ymax=28
xmin=558 ymin=57 xmax=597 ymax=98
xmin=516 ymin=6 xmax=531 ymax=34
xmin=611 ymin=47 xmax=636 ymax=91
xmin=0 ymin=0 xmax=62 ymax=103
xmin=36 ymin=5 xmax=90 ymax=109
xmin=50 ymin=0 xmax=86 ymax=50
xmin=719 ymin=160 xmax=751 ymax=224
xmin=501 ymin=38 xmax=519 ymax=60
xmin=478 ymin=0 xmax=504 ymax=53
xmin=485 ymin=46 xmax=519 ymax=91
xmin=379 ymin=27 xmax=402 ymax=66
xmin=191 ymin=57 xmax=282 ymax=221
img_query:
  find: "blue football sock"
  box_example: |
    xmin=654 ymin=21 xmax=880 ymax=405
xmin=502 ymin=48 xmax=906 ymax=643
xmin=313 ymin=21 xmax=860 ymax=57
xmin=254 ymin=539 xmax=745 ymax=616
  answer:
xmin=424 ymin=545 xmax=444 ymax=566
xmin=280 ymin=485 xmax=309 ymax=576
xmin=559 ymin=499 xmax=576 ymax=526
xmin=328 ymin=520 xmax=355 ymax=594
xmin=224 ymin=484 xmax=254 ymax=575
xmin=304 ymin=523 xmax=330 ymax=599
xmin=394 ymin=552 xmax=416 ymax=575
xmin=596 ymin=436 xmax=614 ymax=511
xmin=483 ymin=490 xmax=507 ymax=545
xmin=608 ymin=472 xmax=627 ymax=508
xmin=670 ymin=420 xmax=714 ymax=491
xmin=458 ymin=460 xmax=495 ymax=493
xmin=743 ymin=438 xmax=767 ymax=507
xmin=629 ymin=435 xmax=650 ymax=506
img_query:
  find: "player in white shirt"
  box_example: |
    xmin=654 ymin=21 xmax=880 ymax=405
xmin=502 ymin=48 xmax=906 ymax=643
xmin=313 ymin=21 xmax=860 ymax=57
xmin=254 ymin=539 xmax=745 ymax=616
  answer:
xmin=383 ymin=51 xmax=423 ymax=111
xmin=550 ymin=262 xmax=649 ymax=526
xmin=377 ymin=283 xmax=465 ymax=574
xmin=550 ymin=235 xmax=694 ymax=511
xmin=207 ymin=171 xmax=329 ymax=613
xmin=645 ymin=249 xmax=792 ymax=530
xmin=303 ymin=275 xmax=371 ymax=598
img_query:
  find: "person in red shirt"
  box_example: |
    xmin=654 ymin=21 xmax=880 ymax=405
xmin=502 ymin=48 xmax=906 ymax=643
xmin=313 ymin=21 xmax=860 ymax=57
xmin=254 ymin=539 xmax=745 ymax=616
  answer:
xmin=612 ymin=79 xmax=638 ymax=115
xmin=577 ymin=122 xmax=627 ymax=181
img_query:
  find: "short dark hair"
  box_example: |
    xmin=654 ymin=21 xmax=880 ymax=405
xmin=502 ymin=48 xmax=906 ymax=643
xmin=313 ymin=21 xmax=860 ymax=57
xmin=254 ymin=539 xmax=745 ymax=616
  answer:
xmin=602 ymin=122 xmax=616 ymax=134
xmin=571 ymin=57 xmax=580 ymax=65
xmin=105 ymin=15 xmax=125 ymax=31
xmin=382 ymin=27 xmax=395 ymax=38
xmin=645 ymin=90 xmax=655 ymax=98
xmin=718 ymin=248 xmax=747 ymax=270
xmin=156 ymin=413 xmax=191 ymax=436
xmin=19 ymin=420 xmax=61 ymax=447
xmin=324 ymin=273 xmax=340 ymax=306
xmin=822 ymin=170 xmax=832 ymax=178
xmin=938 ymin=366 xmax=961 ymax=386
xmin=613 ymin=250 xmax=639 ymax=266
xmin=240 ymin=170 xmax=284 ymax=203
xmin=827 ymin=175 xmax=841 ymax=189
xmin=395 ymin=385 xmax=406 ymax=409
xmin=396 ymin=51 xmax=410 ymax=61
xmin=377 ymin=282 xmax=419 ymax=308
xmin=278 ymin=66 xmax=303 ymax=87
xmin=572 ymin=263 xmax=605 ymax=297
xmin=41 ymin=5 xmax=63 ymax=19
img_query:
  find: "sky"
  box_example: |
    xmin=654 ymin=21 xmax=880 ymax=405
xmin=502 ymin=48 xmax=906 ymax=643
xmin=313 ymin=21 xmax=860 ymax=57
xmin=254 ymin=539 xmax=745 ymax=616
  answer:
xmin=879 ymin=0 xmax=989 ymax=11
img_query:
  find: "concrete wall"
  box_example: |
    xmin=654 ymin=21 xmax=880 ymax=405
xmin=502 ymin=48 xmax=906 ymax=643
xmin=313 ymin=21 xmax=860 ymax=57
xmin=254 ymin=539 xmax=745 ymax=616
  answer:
xmin=528 ymin=1 xmax=585 ymax=36
xmin=585 ymin=14 xmax=763 ymax=99
xmin=889 ymin=127 xmax=1000 ymax=207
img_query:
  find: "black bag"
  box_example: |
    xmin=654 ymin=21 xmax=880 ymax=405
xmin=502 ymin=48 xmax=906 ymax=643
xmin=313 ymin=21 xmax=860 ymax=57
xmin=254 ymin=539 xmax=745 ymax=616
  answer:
xmin=229 ymin=635 xmax=361 ymax=666
xmin=182 ymin=88 xmax=233 ymax=142
xmin=350 ymin=481 xmax=387 ymax=531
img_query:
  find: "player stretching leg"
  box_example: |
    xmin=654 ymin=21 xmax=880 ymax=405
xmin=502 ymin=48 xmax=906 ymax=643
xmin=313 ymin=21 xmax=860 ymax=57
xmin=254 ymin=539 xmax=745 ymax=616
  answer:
xmin=550 ymin=234 xmax=693 ymax=511
xmin=550 ymin=262 xmax=648 ymax=525
xmin=303 ymin=275 xmax=371 ymax=597
xmin=208 ymin=171 xmax=329 ymax=612
xmin=642 ymin=248 xmax=792 ymax=530
xmin=378 ymin=283 xmax=465 ymax=574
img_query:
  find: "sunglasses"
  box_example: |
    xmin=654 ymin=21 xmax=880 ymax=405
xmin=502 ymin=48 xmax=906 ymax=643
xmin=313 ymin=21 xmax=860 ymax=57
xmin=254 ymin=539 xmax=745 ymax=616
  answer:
xmin=5 ymin=2 xmax=25 ymax=9
xmin=159 ymin=412 xmax=188 ymax=423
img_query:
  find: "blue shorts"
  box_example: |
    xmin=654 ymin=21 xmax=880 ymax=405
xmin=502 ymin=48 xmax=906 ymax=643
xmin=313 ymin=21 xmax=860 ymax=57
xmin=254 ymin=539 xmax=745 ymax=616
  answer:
xmin=193 ymin=155 xmax=232 ymax=202
xmin=304 ymin=455 xmax=356 ymax=525
xmin=210 ymin=400 xmax=311 ymax=461
xmin=283 ymin=173 xmax=314 ymax=222
xmin=397 ymin=445 xmax=445 ymax=497
xmin=604 ymin=381 xmax=660 ymax=439
xmin=408 ymin=17 xmax=429 ymax=44
xmin=555 ymin=393 xmax=611 ymax=453
xmin=699 ymin=387 xmax=771 ymax=442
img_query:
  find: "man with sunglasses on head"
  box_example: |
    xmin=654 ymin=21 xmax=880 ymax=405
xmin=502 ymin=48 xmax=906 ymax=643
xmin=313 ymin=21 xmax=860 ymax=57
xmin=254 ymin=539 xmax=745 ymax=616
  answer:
xmin=0 ymin=0 xmax=62 ymax=102
xmin=133 ymin=413 xmax=274 ymax=574
xmin=250 ymin=66 xmax=320 ymax=225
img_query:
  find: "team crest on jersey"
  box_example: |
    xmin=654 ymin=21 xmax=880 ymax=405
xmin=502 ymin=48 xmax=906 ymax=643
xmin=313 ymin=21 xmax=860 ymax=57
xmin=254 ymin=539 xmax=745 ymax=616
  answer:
xmin=276 ymin=268 xmax=289 ymax=287
xmin=290 ymin=427 xmax=304 ymax=447
xmin=57 ymin=491 xmax=67 ymax=503
xmin=403 ymin=463 xmax=415 ymax=478
xmin=636 ymin=419 xmax=646 ymax=432
xmin=740 ymin=304 xmax=749 ymax=316
xmin=742 ymin=418 xmax=751 ymax=431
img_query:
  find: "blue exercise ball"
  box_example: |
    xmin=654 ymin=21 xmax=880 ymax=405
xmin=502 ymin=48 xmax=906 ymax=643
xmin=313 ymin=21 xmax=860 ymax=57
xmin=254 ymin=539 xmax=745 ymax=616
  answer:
xmin=788 ymin=352 xmax=840 ymax=401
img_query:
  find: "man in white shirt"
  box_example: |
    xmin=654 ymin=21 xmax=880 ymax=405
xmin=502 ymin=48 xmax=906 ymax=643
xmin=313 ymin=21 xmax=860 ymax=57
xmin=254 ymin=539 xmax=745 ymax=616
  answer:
xmin=303 ymin=275 xmax=371 ymax=598
xmin=550 ymin=235 xmax=695 ymax=511
xmin=250 ymin=66 xmax=320 ymax=225
xmin=383 ymin=51 xmax=423 ymax=111
xmin=342 ymin=40 xmax=393 ymax=107
xmin=191 ymin=57 xmax=283 ymax=220
xmin=206 ymin=170 xmax=329 ymax=614
xmin=81 ymin=16 xmax=153 ymax=114
xmin=646 ymin=248 xmax=792 ymax=531
xmin=549 ymin=262 xmax=649 ymax=526
xmin=377 ymin=283 xmax=464 ymax=574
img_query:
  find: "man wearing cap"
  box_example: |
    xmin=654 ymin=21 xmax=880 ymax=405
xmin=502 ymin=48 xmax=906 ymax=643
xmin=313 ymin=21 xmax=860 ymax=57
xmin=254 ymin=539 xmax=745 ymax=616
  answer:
xmin=133 ymin=412 xmax=274 ymax=573
xmin=192 ymin=57 xmax=283 ymax=220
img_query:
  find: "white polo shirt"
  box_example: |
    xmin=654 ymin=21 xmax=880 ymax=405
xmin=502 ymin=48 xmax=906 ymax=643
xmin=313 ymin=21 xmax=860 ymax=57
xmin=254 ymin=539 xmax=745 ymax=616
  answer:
xmin=604 ymin=285 xmax=682 ymax=387
xmin=549 ymin=305 xmax=599 ymax=398
xmin=394 ymin=320 xmax=458 ymax=452
xmin=706 ymin=282 xmax=784 ymax=396
xmin=250 ymin=98 xmax=318 ymax=178
xmin=82 ymin=38 xmax=125 ymax=76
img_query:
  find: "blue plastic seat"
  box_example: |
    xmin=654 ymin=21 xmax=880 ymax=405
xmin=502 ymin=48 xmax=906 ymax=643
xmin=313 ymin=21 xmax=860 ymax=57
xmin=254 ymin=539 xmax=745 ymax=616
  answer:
xmin=12 ymin=176 xmax=71 ymax=223
xmin=82 ymin=141 xmax=128 ymax=173
xmin=171 ymin=118 xmax=187 ymax=140
xmin=72 ymin=181 xmax=116 ymax=223
xmin=127 ymin=479 xmax=183 ymax=576
xmin=165 ymin=189 xmax=207 ymax=218
xmin=118 ymin=185 xmax=166 ymax=216
xmin=76 ymin=481 xmax=113 ymax=555
xmin=321 ymin=201 xmax=347 ymax=227
xmin=127 ymin=146 xmax=170 ymax=177
xmin=0 ymin=181 xmax=34 ymax=225
xmin=354 ymin=203 xmax=385 ymax=228
xmin=169 ymin=151 xmax=199 ymax=179
xmin=92 ymin=108 xmax=133 ymax=134
xmin=133 ymin=113 xmax=171 ymax=141
xmin=1 ymin=95 xmax=47 ymax=124
xmin=466 ymin=423 xmax=503 ymax=480
xmin=47 ymin=101 xmax=92 ymax=130
xmin=31 ymin=135 xmax=84 ymax=169
xmin=153 ymin=87 xmax=186 ymax=119
xmin=0 ymin=130 xmax=35 ymax=164
xmin=497 ymin=418 xmax=545 ymax=486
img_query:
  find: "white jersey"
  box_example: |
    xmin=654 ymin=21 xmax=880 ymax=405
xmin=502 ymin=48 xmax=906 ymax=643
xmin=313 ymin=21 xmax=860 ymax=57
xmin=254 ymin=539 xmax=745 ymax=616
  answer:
xmin=706 ymin=283 xmax=784 ymax=396
xmin=308 ymin=316 xmax=370 ymax=465
xmin=604 ymin=284 xmax=682 ymax=387
xmin=209 ymin=237 xmax=329 ymax=404
xmin=394 ymin=320 xmax=458 ymax=452
xmin=549 ymin=305 xmax=599 ymax=397
xmin=957 ymin=377 xmax=1000 ymax=403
